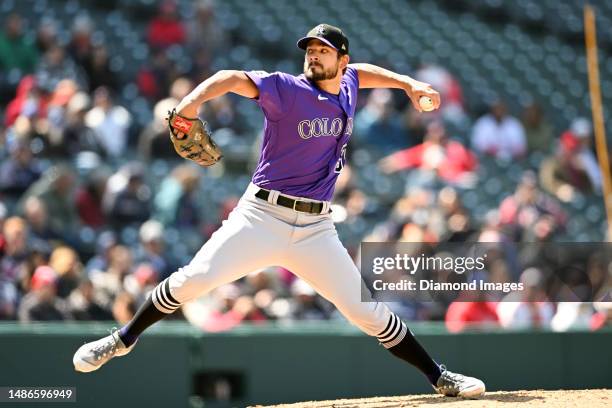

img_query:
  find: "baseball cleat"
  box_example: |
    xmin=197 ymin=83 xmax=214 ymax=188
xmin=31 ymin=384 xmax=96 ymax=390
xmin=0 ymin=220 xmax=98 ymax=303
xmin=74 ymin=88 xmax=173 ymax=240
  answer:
xmin=73 ymin=328 xmax=136 ymax=373
xmin=433 ymin=365 xmax=486 ymax=398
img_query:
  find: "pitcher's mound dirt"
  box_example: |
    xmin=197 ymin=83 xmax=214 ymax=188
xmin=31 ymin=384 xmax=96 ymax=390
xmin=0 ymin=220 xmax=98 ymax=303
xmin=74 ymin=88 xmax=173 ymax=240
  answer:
xmin=252 ymin=389 xmax=611 ymax=408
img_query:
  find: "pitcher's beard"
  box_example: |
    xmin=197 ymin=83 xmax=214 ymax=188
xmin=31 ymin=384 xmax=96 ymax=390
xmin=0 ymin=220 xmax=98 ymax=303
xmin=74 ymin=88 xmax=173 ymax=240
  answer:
xmin=304 ymin=62 xmax=339 ymax=81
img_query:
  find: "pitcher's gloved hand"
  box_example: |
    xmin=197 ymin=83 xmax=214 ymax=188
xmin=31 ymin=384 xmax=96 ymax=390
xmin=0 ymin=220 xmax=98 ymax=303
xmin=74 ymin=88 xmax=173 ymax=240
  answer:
xmin=167 ymin=109 xmax=223 ymax=166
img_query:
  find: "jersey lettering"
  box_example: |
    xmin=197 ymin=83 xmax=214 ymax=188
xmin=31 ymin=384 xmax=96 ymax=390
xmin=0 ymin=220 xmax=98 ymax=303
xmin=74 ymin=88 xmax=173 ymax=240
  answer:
xmin=334 ymin=143 xmax=347 ymax=174
xmin=298 ymin=117 xmax=345 ymax=139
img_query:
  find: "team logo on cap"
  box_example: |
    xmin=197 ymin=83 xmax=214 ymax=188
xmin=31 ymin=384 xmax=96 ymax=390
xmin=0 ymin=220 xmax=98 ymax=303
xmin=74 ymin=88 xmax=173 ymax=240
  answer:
xmin=316 ymin=25 xmax=327 ymax=35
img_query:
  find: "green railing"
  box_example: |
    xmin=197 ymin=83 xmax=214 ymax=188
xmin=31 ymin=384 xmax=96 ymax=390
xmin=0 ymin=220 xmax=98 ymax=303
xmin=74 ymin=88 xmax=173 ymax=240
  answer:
xmin=0 ymin=321 xmax=610 ymax=408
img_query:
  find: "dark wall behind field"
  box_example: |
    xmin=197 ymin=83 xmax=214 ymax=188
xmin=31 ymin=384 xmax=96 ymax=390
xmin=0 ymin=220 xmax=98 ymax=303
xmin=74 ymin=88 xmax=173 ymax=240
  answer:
xmin=0 ymin=322 xmax=610 ymax=408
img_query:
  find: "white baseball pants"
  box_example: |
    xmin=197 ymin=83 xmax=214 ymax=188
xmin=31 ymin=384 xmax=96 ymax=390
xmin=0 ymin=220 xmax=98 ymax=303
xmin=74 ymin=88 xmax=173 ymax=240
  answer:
xmin=153 ymin=183 xmax=407 ymax=347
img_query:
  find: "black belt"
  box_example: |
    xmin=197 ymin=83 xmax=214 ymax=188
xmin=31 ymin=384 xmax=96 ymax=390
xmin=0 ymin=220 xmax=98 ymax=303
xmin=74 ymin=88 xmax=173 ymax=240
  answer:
xmin=255 ymin=189 xmax=328 ymax=214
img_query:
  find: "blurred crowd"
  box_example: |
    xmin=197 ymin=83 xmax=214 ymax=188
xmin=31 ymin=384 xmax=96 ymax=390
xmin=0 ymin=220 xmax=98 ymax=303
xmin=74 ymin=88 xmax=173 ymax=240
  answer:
xmin=0 ymin=1 xmax=610 ymax=332
xmin=361 ymin=239 xmax=610 ymax=332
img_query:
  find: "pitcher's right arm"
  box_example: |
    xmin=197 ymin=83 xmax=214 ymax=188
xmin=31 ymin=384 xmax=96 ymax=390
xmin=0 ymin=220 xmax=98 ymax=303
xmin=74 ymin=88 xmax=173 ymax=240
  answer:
xmin=175 ymin=70 xmax=259 ymax=117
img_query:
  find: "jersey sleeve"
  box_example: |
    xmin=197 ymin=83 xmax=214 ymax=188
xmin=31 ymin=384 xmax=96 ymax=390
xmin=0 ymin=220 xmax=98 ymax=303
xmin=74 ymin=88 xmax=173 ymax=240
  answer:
xmin=341 ymin=66 xmax=360 ymax=113
xmin=244 ymin=71 xmax=297 ymax=121
xmin=343 ymin=65 xmax=360 ymax=91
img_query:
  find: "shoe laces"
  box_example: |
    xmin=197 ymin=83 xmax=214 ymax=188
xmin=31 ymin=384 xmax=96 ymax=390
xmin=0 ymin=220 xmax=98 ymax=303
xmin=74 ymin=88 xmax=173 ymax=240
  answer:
xmin=438 ymin=365 xmax=465 ymax=388
xmin=92 ymin=328 xmax=119 ymax=361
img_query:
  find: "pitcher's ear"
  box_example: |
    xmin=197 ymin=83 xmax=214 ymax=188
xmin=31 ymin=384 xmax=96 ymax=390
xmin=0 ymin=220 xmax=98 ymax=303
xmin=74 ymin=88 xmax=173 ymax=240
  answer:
xmin=341 ymin=53 xmax=350 ymax=67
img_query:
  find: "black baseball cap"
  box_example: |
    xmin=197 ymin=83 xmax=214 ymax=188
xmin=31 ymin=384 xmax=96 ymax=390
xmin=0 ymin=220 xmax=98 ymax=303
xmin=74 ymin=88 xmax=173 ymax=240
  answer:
xmin=297 ymin=24 xmax=349 ymax=55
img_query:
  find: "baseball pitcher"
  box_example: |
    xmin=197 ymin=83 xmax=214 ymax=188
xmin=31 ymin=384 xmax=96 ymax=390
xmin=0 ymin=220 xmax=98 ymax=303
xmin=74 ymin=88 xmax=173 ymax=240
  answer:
xmin=73 ymin=24 xmax=485 ymax=398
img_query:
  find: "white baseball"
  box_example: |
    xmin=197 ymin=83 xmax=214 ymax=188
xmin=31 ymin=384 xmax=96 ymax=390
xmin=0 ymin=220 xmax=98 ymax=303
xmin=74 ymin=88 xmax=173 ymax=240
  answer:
xmin=419 ymin=96 xmax=435 ymax=112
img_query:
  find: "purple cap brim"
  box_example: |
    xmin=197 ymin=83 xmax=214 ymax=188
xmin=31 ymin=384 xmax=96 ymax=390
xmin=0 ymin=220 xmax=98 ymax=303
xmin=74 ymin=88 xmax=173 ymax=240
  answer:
xmin=297 ymin=36 xmax=338 ymax=51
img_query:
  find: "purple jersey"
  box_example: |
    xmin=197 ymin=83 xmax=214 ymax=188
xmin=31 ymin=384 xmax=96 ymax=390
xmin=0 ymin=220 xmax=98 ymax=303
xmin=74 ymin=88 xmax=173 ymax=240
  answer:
xmin=244 ymin=66 xmax=359 ymax=201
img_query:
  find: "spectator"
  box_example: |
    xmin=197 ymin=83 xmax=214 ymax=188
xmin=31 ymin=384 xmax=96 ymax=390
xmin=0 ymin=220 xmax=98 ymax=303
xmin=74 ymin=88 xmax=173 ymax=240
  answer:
xmin=35 ymin=18 xmax=58 ymax=54
xmin=540 ymin=132 xmax=593 ymax=202
xmin=84 ymin=87 xmax=132 ymax=158
xmin=22 ymin=196 xmax=63 ymax=244
xmin=354 ymin=88 xmax=409 ymax=154
xmin=290 ymin=279 xmax=331 ymax=320
xmin=497 ymin=268 xmax=555 ymax=329
xmin=75 ymin=168 xmax=109 ymax=228
xmin=186 ymin=0 xmax=227 ymax=79
xmin=186 ymin=1 xmax=225 ymax=52
xmin=590 ymin=302 xmax=612 ymax=331
xmin=588 ymin=252 xmax=610 ymax=302
xmin=429 ymin=187 xmax=475 ymax=242
xmin=18 ymin=265 xmax=71 ymax=322
xmin=551 ymin=302 xmax=593 ymax=332
xmin=0 ymin=217 xmax=28 ymax=319
xmin=124 ymin=263 xmax=160 ymax=302
xmin=242 ymin=268 xmax=290 ymax=321
xmin=414 ymin=63 xmax=467 ymax=125
xmin=154 ymin=164 xmax=202 ymax=228
xmin=85 ymin=231 xmax=117 ymax=275
xmin=35 ymin=45 xmax=86 ymax=92
xmin=0 ymin=201 xmax=6 ymax=231
xmin=82 ymin=45 xmax=118 ymax=92
xmin=137 ymin=48 xmax=180 ymax=101
xmin=67 ymin=15 xmax=94 ymax=69
xmin=112 ymin=291 xmax=137 ymax=325
xmin=344 ymin=188 xmax=368 ymax=220
xmin=521 ymin=102 xmax=553 ymax=153
xmin=138 ymin=77 xmax=193 ymax=160
xmin=379 ymin=120 xmax=478 ymax=188
xmin=402 ymin=108 xmax=428 ymax=147
xmin=19 ymin=165 xmax=79 ymax=236
xmin=471 ymin=100 xmax=526 ymax=160
xmin=60 ymin=92 xmax=101 ymax=156
xmin=445 ymin=294 xmax=499 ymax=333
xmin=0 ymin=13 xmax=38 ymax=73
xmin=138 ymin=98 xmax=176 ymax=160
xmin=20 ymin=243 xmax=53 ymax=297
xmin=135 ymin=220 xmax=174 ymax=280
xmin=146 ymin=1 xmax=186 ymax=50
xmin=386 ymin=187 xmax=436 ymax=232
xmin=0 ymin=138 xmax=43 ymax=198
xmin=168 ymin=76 xmax=195 ymax=104
xmin=566 ymin=118 xmax=602 ymax=191
xmin=44 ymin=79 xmax=81 ymax=155
xmin=104 ymin=164 xmax=152 ymax=227
xmin=90 ymin=245 xmax=133 ymax=312
xmin=498 ymin=171 xmax=566 ymax=241
xmin=200 ymin=284 xmax=268 ymax=332
xmin=49 ymin=246 xmax=82 ymax=299
xmin=4 ymin=75 xmax=47 ymax=127
xmin=242 ymin=268 xmax=286 ymax=298
xmin=200 ymin=94 xmax=242 ymax=133
xmin=67 ymin=278 xmax=113 ymax=321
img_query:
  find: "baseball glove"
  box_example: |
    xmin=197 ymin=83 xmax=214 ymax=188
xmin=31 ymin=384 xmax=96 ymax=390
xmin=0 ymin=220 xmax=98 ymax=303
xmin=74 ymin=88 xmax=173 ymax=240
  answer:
xmin=167 ymin=109 xmax=223 ymax=166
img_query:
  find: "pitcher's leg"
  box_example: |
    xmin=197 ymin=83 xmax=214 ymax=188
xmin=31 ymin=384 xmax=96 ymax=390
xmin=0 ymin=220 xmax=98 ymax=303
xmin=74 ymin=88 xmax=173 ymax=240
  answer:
xmin=283 ymin=225 xmax=442 ymax=386
xmin=74 ymin=202 xmax=282 ymax=373
xmin=123 ymin=204 xmax=281 ymax=343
